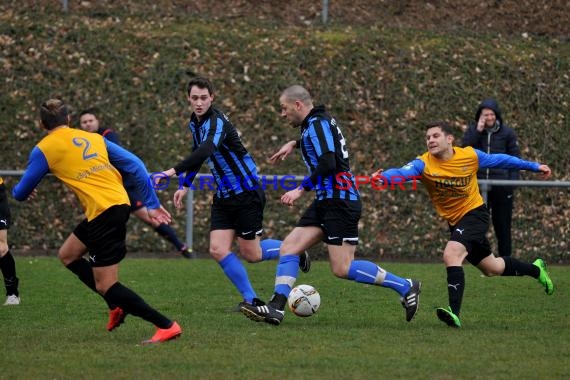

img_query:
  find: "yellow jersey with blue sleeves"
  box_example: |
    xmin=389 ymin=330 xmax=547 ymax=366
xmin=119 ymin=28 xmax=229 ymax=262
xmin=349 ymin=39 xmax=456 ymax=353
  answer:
xmin=0 ymin=177 xmax=3 ymax=185
xmin=416 ymin=147 xmax=483 ymax=225
xmin=13 ymin=127 xmax=161 ymax=221
xmin=381 ymin=146 xmax=540 ymax=226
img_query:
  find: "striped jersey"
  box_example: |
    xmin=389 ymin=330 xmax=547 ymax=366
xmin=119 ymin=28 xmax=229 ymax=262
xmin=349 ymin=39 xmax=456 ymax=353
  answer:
xmin=187 ymin=107 xmax=258 ymax=199
xmin=299 ymin=106 xmax=359 ymax=201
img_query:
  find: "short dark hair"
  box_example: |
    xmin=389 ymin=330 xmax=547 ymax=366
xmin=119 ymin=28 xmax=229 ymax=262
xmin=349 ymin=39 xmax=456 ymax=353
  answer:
xmin=79 ymin=107 xmax=100 ymax=119
xmin=187 ymin=77 xmax=214 ymax=96
xmin=40 ymin=99 xmax=69 ymax=130
xmin=426 ymin=120 xmax=454 ymax=136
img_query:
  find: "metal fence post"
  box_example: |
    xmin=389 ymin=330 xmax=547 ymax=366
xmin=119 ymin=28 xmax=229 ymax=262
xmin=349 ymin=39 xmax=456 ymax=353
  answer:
xmin=480 ymin=181 xmax=489 ymax=203
xmin=322 ymin=0 xmax=329 ymax=25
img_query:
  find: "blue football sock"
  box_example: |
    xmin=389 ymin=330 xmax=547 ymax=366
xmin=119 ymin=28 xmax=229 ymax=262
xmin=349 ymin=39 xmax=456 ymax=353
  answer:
xmin=260 ymin=239 xmax=281 ymax=261
xmin=219 ymin=252 xmax=256 ymax=302
xmin=274 ymin=255 xmax=300 ymax=297
xmin=347 ymin=260 xmax=411 ymax=297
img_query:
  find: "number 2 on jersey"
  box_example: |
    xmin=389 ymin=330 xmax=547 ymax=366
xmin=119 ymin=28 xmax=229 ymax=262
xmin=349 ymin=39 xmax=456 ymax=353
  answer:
xmin=72 ymin=137 xmax=98 ymax=160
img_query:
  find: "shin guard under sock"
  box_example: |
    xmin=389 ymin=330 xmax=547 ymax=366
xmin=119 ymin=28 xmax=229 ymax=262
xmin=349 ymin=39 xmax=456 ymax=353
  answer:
xmin=66 ymin=259 xmax=115 ymax=309
xmin=446 ymin=266 xmax=465 ymax=316
xmin=0 ymin=251 xmax=19 ymax=296
xmin=103 ymin=282 xmax=172 ymax=329
xmin=501 ymin=256 xmax=540 ymax=278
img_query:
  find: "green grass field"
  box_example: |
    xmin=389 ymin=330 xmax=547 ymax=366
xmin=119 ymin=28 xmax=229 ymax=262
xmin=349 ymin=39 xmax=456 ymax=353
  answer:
xmin=1 ymin=257 xmax=568 ymax=379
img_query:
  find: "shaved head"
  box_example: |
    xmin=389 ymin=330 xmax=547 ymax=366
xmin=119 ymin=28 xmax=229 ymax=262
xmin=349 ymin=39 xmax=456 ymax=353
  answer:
xmin=280 ymin=85 xmax=313 ymax=106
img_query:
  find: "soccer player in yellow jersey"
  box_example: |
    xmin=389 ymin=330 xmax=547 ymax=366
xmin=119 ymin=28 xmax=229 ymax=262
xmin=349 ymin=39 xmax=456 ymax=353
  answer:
xmin=79 ymin=108 xmax=193 ymax=259
xmin=12 ymin=99 xmax=181 ymax=343
xmin=0 ymin=176 xmax=20 ymax=305
xmin=375 ymin=121 xmax=553 ymax=328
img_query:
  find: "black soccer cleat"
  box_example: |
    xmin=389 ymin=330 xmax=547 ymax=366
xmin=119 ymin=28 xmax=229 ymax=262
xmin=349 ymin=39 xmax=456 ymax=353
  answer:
xmin=179 ymin=245 xmax=193 ymax=259
xmin=401 ymin=279 xmax=421 ymax=322
xmin=240 ymin=293 xmax=287 ymax=325
xmin=234 ymin=297 xmax=266 ymax=312
xmin=436 ymin=307 xmax=461 ymax=328
xmin=299 ymin=250 xmax=311 ymax=273
xmin=241 ymin=303 xmax=285 ymax=325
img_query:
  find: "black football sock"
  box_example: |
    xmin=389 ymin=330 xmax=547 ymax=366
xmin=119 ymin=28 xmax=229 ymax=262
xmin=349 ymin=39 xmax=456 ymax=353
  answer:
xmin=154 ymin=223 xmax=184 ymax=251
xmin=446 ymin=266 xmax=465 ymax=316
xmin=103 ymin=282 xmax=172 ymax=329
xmin=0 ymin=251 xmax=19 ymax=296
xmin=66 ymin=258 xmax=115 ymax=309
xmin=501 ymin=256 xmax=540 ymax=278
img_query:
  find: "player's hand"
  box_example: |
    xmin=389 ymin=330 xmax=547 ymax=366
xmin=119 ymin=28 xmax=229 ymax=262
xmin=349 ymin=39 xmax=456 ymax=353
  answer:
xmin=148 ymin=205 xmax=172 ymax=224
xmin=537 ymin=164 xmax=552 ymax=179
xmin=269 ymin=140 xmax=297 ymax=165
xmin=281 ymin=188 xmax=304 ymax=206
xmin=371 ymin=169 xmax=384 ymax=187
xmin=26 ymin=188 xmax=38 ymax=201
xmin=173 ymin=187 xmax=189 ymax=209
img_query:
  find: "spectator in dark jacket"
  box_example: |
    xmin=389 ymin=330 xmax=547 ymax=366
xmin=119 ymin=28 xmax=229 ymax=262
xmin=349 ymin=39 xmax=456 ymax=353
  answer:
xmin=463 ymin=99 xmax=520 ymax=257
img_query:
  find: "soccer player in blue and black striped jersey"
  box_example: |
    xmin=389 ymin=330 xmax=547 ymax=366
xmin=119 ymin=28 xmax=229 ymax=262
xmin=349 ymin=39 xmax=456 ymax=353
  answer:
xmin=160 ymin=77 xmax=308 ymax=310
xmin=240 ymin=85 xmax=421 ymax=325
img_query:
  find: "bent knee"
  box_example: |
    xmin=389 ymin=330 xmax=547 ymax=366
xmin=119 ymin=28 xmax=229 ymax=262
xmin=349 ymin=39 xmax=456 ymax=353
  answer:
xmin=208 ymin=246 xmax=226 ymax=261
xmin=480 ymin=269 xmax=502 ymax=277
xmin=95 ymin=285 xmax=106 ymax=295
xmin=58 ymin=248 xmax=76 ymax=265
xmin=240 ymin=250 xmax=262 ymax=263
xmin=330 ymin=265 xmax=349 ymax=279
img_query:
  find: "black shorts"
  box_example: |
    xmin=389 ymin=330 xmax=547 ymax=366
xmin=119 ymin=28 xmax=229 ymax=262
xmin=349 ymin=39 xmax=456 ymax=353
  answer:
xmin=73 ymin=204 xmax=130 ymax=267
xmin=0 ymin=184 xmax=11 ymax=230
xmin=298 ymin=198 xmax=362 ymax=246
xmin=210 ymin=187 xmax=265 ymax=240
xmin=449 ymin=205 xmax=492 ymax=265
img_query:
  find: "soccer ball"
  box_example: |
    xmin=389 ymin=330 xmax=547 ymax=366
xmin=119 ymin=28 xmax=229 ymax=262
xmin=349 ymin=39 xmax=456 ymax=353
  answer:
xmin=287 ymin=284 xmax=321 ymax=317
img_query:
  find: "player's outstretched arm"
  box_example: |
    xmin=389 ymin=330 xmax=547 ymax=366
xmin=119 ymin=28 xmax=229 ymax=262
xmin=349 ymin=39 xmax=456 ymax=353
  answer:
xmin=371 ymin=169 xmax=384 ymax=187
xmin=269 ymin=140 xmax=297 ymax=164
xmin=12 ymin=147 xmax=49 ymax=201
